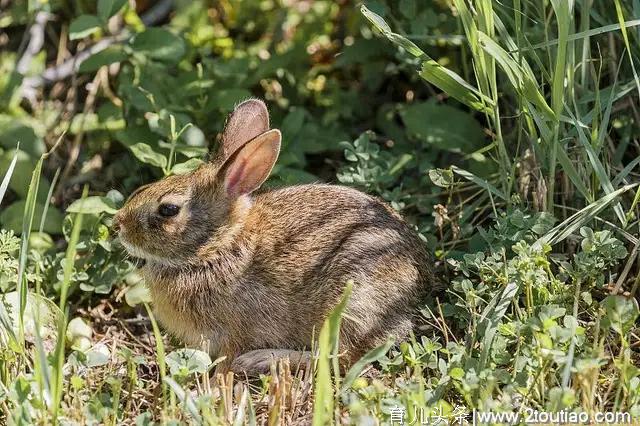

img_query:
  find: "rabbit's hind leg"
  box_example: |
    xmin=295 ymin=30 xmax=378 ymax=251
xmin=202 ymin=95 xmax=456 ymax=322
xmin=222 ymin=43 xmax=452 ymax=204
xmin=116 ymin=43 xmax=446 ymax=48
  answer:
xmin=230 ymin=349 xmax=312 ymax=376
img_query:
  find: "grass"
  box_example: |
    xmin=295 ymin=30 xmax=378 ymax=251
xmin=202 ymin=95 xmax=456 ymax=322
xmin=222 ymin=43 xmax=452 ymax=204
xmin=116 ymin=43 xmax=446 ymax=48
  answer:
xmin=1 ymin=0 xmax=640 ymax=424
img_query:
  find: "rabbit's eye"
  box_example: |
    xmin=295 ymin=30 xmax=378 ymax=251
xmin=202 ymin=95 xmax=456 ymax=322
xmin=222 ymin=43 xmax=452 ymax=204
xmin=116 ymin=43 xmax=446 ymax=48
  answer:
xmin=158 ymin=203 xmax=180 ymax=218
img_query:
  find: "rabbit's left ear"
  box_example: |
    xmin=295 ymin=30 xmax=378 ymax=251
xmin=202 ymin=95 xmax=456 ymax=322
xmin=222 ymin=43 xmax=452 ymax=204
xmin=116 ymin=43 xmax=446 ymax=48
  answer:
xmin=222 ymin=129 xmax=281 ymax=197
xmin=217 ymin=99 xmax=270 ymax=162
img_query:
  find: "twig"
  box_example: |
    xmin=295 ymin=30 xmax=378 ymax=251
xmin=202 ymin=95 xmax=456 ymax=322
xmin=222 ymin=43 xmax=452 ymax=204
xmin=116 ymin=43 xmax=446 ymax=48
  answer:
xmin=21 ymin=35 xmax=125 ymax=93
xmin=56 ymin=71 xmax=102 ymax=196
xmin=16 ymin=11 xmax=51 ymax=103
xmin=612 ymin=240 xmax=639 ymax=294
xmin=16 ymin=11 xmax=50 ymax=74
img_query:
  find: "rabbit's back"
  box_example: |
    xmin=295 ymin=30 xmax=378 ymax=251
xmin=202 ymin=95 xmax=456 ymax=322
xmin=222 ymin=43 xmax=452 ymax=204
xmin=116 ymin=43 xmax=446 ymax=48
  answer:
xmin=245 ymin=184 xmax=432 ymax=354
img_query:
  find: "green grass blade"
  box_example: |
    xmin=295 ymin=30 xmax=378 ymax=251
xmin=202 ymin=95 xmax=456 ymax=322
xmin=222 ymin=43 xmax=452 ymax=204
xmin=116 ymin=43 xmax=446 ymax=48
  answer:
xmin=515 ymin=19 xmax=640 ymax=52
xmin=477 ymin=32 xmax=555 ymax=121
xmin=328 ymin=281 xmax=352 ymax=399
xmin=555 ymin=145 xmax=593 ymax=202
xmin=15 ymin=134 xmax=65 ymax=346
xmin=164 ymin=377 xmax=202 ymax=423
xmin=579 ymin=81 xmax=635 ymax=125
xmin=0 ymin=301 xmax=18 ymax=348
xmin=312 ymin=282 xmax=352 ymax=426
xmin=312 ymin=315 xmax=335 ymax=425
xmin=535 ymin=184 xmax=637 ymax=247
xmin=341 ymin=339 xmax=394 ymax=393
xmin=612 ymin=156 xmax=640 ymax=187
xmin=595 ymin=61 xmax=622 ymax=155
xmin=16 ymin=156 xmax=43 ymax=344
xmin=33 ymin=319 xmax=52 ymax=407
xmin=361 ymin=5 xmax=491 ymax=112
xmin=452 ymin=0 xmax=490 ymax=94
xmin=550 ymin=0 xmax=571 ymax=116
xmin=51 ymin=186 xmax=87 ymax=422
xmin=613 ymin=0 xmax=640 ymax=100
xmin=0 ymin=144 xmax=19 ymax=205
xmin=58 ymin=187 xmax=88 ymax=311
xmin=528 ymin=102 xmax=553 ymax=141
xmin=418 ymin=61 xmax=492 ymax=112
xmin=534 ymin=0 xmax=568 ymax=210
xmin=578 ymin=0 xmax=593 ymax=87
xmin=247 ymin=395 xmax=257 ymax=426
xmin=39 ymin=168 xmax=61 ymax=233
xmin=452 ymin=0 xmax=478 ymax=48
xmin=627 ymin=186 xmax=640 ymax=218
xmin=478 ymin=282 xmax=519 ymax=370
xmin=145 ymin=303 xmax=168 ymax=410
xmin=451 ymin=166 xmax=505 ymax=200
xmin=567 ymin=109 xmax=626 ymax=225
xmin=493 ymin=12 xmax=542 ymax=80
xmin=233 ymin=387 xmax=249 ymax=426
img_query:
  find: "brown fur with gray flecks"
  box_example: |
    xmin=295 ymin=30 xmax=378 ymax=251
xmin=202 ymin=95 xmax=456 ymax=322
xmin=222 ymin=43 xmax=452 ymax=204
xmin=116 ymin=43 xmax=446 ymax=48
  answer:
xmin=113 ymin=99 xmax=433 ymax=374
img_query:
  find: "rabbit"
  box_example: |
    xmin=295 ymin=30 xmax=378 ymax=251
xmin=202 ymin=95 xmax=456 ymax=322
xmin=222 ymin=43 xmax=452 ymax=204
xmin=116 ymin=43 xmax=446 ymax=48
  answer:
xmin=113 ymin=99 xmax=433 ymax=375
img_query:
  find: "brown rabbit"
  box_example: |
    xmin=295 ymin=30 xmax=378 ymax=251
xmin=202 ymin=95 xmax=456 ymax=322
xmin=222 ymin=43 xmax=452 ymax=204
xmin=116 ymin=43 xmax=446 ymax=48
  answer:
xmin=114 ymin=99 xmax=433 ymax=374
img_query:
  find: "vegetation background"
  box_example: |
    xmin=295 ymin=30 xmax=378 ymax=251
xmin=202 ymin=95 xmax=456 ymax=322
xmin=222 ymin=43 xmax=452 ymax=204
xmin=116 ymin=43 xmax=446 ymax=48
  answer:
xmin=0 ymin=0 xmax=639 ymax=424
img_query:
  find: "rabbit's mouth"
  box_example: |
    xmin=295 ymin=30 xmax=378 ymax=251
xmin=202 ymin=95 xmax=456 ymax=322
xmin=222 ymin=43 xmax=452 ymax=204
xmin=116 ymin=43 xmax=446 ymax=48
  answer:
xmin=118 ymin=237 xmax=183 ymax=268
xmin=119 ymin=238 xmax=150 ymax=260
xmin=115 ymin=238 xmax=144 ymax=266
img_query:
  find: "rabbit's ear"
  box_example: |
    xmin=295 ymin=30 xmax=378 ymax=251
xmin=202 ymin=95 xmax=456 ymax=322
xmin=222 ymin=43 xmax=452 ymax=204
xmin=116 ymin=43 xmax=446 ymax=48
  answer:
xmin=219 ymin=99 xmax=270 ymax=161
xmin=222 ymin=129 xmax=281 ymax=196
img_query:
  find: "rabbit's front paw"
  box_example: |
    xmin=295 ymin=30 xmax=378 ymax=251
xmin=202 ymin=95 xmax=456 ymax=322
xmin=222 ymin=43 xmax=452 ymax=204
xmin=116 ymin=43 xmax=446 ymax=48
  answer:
xmin=231 ymin=349 xmax=311 ymax=376
xmin=231 ymin=350 xmax=275 ymax=376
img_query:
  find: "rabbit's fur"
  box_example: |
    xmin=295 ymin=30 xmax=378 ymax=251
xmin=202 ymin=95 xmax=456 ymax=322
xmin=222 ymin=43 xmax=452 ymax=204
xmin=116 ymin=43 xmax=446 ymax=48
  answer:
xmin=114 ymin=99 xmax=433 ymax=374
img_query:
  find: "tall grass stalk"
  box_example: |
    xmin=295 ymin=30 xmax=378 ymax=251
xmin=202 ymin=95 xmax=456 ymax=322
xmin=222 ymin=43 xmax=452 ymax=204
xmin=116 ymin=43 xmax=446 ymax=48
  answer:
xmin=15 ymin=135 xmax=64 ymax=349
xmin=51 ymin=185 xmax=88 ymax=423
xmin=312 ymin=282 xmax=352 ymax=425
xmin=145 ymin=302 xmax=171 ymax=412
xmin=453 ymin=0 xmax=512 ymax=198
xmin=0 ymin=144 xmax=19 ymax=206
xmin=547 ymin=0 xmax=572 ymax=213
xmin=16 ymin=156 xmax=43 ymax=346
xmin=612 ymin=0 xmax=640 ymax=99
